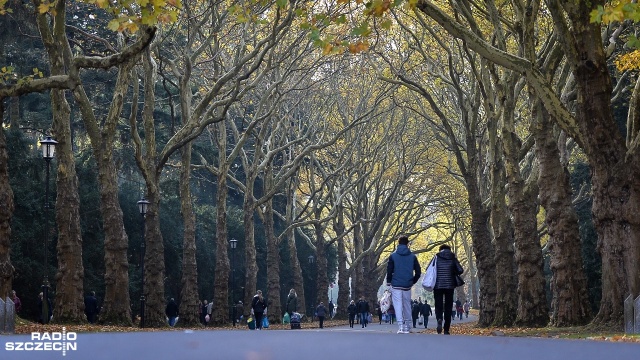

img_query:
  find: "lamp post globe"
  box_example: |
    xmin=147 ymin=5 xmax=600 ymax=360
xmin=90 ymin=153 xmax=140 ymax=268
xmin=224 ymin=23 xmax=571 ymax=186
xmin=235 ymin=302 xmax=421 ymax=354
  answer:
xmin=39 ymin=136 xmax=57 ymax=324
xmin=137 ymin=197 xmax=149 ymax=328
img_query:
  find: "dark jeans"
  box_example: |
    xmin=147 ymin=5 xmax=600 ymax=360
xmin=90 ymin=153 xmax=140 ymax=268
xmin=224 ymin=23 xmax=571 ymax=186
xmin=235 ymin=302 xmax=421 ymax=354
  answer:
xmin=255 ymin=312 xmax=264 ymax=329
xmin=424 ymin=315 xmax=429 ymax=328
xmin=360 ymin=312 xmax=368 ymax=327
xmin=318 ymin=316 xmax=325 ymax=328
xmin=348 ymin=314 xmax=355 ymax=327
xmin=434 ymin=288 xmax=454 ymax=332
xmin=412 ymin=315 xmax=418 ymax=328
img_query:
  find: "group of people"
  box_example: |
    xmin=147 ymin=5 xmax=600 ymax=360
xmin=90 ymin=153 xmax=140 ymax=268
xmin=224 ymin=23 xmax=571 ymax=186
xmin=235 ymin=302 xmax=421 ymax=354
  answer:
xmin=386 ymin=235 xmax=464 ymax=335
xmin=451 ymin=298 xmax=470 ymax=321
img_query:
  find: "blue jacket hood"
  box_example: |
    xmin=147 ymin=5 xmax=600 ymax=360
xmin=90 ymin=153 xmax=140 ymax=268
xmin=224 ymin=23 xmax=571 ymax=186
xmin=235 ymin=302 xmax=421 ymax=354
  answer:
xmin=395 ymin=244 xmax=412 ymax=256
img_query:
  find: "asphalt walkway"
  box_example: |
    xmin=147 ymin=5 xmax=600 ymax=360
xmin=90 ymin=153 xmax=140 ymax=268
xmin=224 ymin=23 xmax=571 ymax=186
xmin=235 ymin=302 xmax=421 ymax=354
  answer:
xmin=325 ymin=312 xmax=477 ymax=334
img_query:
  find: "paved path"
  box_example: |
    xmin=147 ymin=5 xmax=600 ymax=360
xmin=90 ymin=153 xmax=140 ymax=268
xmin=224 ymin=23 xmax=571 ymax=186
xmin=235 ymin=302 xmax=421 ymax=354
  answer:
xmin=2 ymin=318 xmax=638 ymax=360
xmin=326 ymin=313 xmax=477 ymax=334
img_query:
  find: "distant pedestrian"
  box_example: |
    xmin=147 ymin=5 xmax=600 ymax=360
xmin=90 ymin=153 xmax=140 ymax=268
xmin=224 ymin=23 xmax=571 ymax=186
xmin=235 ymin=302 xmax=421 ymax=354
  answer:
xmin=411 ymin=300 xmax=420 ymax=328
xmin=386 ymin=235 xmax=421 ymax=334
xmin=455 ymin=298 xmax=463 ymax=320
xmin=421 ymin=302 xmax=432 ymax=329
xmin=376 ymin=304 xmax=382 ymax=324
xmin=236 ymin=301 xmax=244 ymax=324
xmin=463 ymin=300 xmax=470 ymax=318
xmin=286 ymin=289 xmax=298 ymax=315
xmin=84 ymin=291 xmax=99 ymax=324
xmin=206 ymin=300 xmax=213 ymax=325
xmin=347 ymin=300 xmax=357 ymax=328
xmin=316 ymin=302 xmax=327 ymax=328
xmin=165 ymin=298 xmax=179 ymax=327
xmin=388 ymin=303 xmax=395 ymax=324
xmin=11 ymin=290 xmax=21 ymax=314
xmin=356 ymin=296 xmax=370 ymax=328
xmin=37 ymin=292 xmax=52 ymax=324
xmin=251 ymin=290 xmax=267 ymax=330
xmin=432 ymin=244 xmax=464 ymax=335
xmin=328 ymin=300 xmax=334 ymax=318
xmin=201 ymin=300 xmax=208 ymax=324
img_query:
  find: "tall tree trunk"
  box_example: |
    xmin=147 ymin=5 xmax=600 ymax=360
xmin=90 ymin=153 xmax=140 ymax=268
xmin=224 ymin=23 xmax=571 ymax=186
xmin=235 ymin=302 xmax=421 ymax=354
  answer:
xmin=242 ymin=173 xmax=257 ymax=315
xmin=502 ymin=119 xmax=548 ymax=327
xmin=534 ymin=107 xmax=591 ymax=326
xmin=0 ymin=105 xmax=14 ymax=299
xmin=141 ymin=185 xmax=166 ymax=327
xmin=139 ymin=48 xmax=166 ymax=328
xmin=490 ymin=136 xmax=518 ymax=327
xmin=72 ymin=60 xmax=135 ymax=325
xmin=555 ymin=0 xmax=639 ymax=327
xmin=178 ymin=142 xmax=200 ymax=326
xmin=263 ymin=179 xmax=282 ymax=323
xmin=286 ymin=175 xmax=305 ymax=316
xmin=51 ymin=86 xmax=85 ymax=323
xmin=314 ymin=218 xmax=328 ymax=307
xmin=353 ymin=207 xmax=364 ymax=301
xmin=335 ymin=208 xmax=349 ymax=318
xmin=38 ymin=0 xmax=85 ymax=322
xmin=212 ymin=120 xmax=229 ymax=326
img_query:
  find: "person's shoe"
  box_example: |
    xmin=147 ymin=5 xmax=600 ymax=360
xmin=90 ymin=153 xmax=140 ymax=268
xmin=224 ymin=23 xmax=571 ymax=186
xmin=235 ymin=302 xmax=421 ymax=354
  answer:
xmin=444 ymin=330 xmax=450 ymax=335
xmin=436 ymin=320 xmax=442 ymax=334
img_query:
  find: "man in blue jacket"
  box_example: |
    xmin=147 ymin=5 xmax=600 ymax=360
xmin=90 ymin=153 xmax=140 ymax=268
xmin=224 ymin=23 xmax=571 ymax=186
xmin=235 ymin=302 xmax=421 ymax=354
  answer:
xmin=386 ymin=235 xmax=421 ymax=334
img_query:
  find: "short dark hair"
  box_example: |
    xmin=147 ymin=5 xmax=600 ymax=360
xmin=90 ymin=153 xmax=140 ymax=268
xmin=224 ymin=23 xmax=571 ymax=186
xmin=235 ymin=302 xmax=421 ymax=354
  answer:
xmin=439 ymin=244 xmax=451 ymax=251
xmin=398 ymin=235 xmax=409 ymax=245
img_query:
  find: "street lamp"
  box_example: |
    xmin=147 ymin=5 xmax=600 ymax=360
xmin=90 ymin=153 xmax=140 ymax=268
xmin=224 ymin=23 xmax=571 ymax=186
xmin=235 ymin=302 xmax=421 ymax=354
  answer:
xmin=137 ymin=197 xmax=149 ymax=328
xmin=229 ymin=238 xmax=237 ymax=326
xmin=40 ymin=136 xmax=57 ymax=325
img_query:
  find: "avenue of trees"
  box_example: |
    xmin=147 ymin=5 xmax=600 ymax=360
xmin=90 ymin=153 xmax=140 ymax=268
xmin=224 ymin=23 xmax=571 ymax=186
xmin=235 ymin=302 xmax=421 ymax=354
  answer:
xmin=0 ymin=0 xmax=636 ymax=330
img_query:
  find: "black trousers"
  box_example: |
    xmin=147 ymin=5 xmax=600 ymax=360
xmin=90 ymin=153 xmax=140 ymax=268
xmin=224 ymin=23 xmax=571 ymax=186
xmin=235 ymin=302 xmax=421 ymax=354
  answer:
xmin=318 ymin=316 xmax=325 ymax=328
xmin=433 ymin=288 xmax=454 ymax=332
xmin=348 ymin=314 xmax=355 ymax=327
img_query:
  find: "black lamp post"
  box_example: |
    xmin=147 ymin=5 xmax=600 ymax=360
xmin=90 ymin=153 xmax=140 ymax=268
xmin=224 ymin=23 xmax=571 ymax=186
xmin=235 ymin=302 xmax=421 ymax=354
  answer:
xmin=308 ymin=255 xmax=314 ymax=320
xmin=137 ymin=197 xmax=149 ymax=328
xmin=229 ymin=238 xmax=237 ymax=326
xmin=40 ymin=136 xmax=57 ymax=325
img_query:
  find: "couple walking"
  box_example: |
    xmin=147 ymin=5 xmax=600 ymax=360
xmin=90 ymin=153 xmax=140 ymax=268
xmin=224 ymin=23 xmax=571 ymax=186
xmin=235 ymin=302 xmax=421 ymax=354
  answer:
xmin=386 ymin=235 xmax=463 ymax=335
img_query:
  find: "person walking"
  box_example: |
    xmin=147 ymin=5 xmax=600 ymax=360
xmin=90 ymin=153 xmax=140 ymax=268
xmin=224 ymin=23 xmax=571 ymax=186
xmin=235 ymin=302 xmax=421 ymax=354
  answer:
xmin=463 ymin=300 xmax=470 ymax=318
xmin=201 ymin=300 xmax=208 ymax=324
xmin=251 ymin=290 xmax=267 ymax=330
xmin=328 ymin=300 xmax=334 ymax=318
xmin=432 ymin=244 xmax=464 ymax=335
xmin=421 ymin=302 xmax=433 ymax=329
xmin=388 ymin=303 xmax=395 ymax=324
xmin=356 ymin=296 xmax=370 ymax=328
xmin=84 ymin=291 xmax=99 ymax=324
xmin=286 ymin=289 xmax=298 ymax=316
xmin=236 ymin=301 xmax=244 ymax=324
xmin=11 ymin=290 xmax=21 ymax=314
xmin=37 ymin=292 xmax=52 ymax=324
xmin=347 ymin=300 xmax=357 ymax=328
xmin=316 ymin=302 xmax=327 ymax=328
xmin=206 ymin=299 xmax=213 ymax=326
xmin=386 ymin=234 xmax=421 ymax=334
xmin=376 ymin=304 xmax=382 ymax=324
xmin=165 ymin=298 xmax=179 ymax=327
xmin=411 ymin=300 xmax=420 ymax=328
xmin=455 ymin=298 xmax=463 ymax=320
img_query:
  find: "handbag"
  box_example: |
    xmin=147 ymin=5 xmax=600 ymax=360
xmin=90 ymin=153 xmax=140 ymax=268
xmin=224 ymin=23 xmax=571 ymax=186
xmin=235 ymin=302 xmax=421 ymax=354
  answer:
xmin=262 ymin=316 xmax=270 ymax=328
xmin=418 ymin=315 xmax=423 ymax=325
xmin=455 ymin=274 xmax=465 ymax=287
xmin=422 ymin=256 xmax=437 ymax=291
xmin=379 ymin=290 xmax=391 ymax=313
